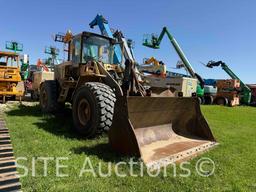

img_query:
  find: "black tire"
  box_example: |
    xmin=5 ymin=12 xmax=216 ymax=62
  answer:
xmin=72 ymin=82 xmax=116 ymax=138
xmin=40 ymin=80 xmax=64 ymax=113
xmin=198 ymin=96 xmax=205 ymax=104
xmin=10 ymin=95 xmax=16 ymax=101
xmin=204 ymin=95 xmax=214 ymax=105
xmin=215 ymin=97 xmax=228 ymax=106
xmin=31 ymin=90 xmax=39 ymax=101
xmin=30 ymin=90 xmax=34 ymax=100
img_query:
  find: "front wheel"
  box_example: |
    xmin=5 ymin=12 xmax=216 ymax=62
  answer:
xmin=198 ymin=96 xmax=205 ymax=105
xmin=204 ymin=95 xmax=214 ymax=105
xmin=72 ymin=82 xmax=116 ymax=138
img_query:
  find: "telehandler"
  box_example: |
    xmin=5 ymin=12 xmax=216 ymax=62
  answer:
xmin=40 ymin=30 xmax=217 ymax=169
xmin=206 ymin=60 xmax=252 ymax=105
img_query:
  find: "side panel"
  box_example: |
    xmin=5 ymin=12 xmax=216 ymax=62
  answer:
xmin=32 ymin=71 xmax=54 ymax=90
xmin=144 ymin=76 xmax=197 ymax=97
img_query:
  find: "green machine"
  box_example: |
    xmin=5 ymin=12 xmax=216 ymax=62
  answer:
xmin=206 ymin=60 xmax=252 ymax=105
xmin=6 ymin=41 xmax=23 ymax=53
xmin=20 ymin=55 xmax=29 ymax=80
xmin=143 ymin=27 xmax=205 ymax=101
xmin=44 ymin=46 xmax=60 ymax=68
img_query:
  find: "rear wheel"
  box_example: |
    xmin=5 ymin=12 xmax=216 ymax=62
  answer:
xmin=39 ymin=80 xmax=64 ymax=113
xmin=215 ymin=97 xmax=228 ymax=106
xmin=204 ymin=95 xmax=214 ymax=105
xmin=72 ymin=82 xmax=116 ymax=138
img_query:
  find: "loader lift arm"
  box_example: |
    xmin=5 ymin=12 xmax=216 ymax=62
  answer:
xmin=89 ymin=14 xmax=144 ymax=92
xmin=143 ymin=27 xmax=205 ymax=90
xmin=206 ymin=60 xmax=252 ymax=105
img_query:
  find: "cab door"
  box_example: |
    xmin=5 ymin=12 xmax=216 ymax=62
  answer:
xmin=70 ymin=35 xmax=81 ymax=67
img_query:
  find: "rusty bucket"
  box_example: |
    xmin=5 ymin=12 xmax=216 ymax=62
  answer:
xmin=109 ymin=96 xmax=217 ymax=169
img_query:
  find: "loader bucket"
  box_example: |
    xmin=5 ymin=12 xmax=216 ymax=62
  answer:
xmin=109 ymin=96 xmax=217 ymax=169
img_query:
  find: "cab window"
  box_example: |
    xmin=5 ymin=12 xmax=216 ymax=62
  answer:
xmin=71 ymin=36 xmax=81 ymax=63
xmin=82 ymin=36 xmax=114 ymax=64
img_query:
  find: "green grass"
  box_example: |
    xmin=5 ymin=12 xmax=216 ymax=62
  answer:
xmin=4 ymin=104 xmax=256 ymax=192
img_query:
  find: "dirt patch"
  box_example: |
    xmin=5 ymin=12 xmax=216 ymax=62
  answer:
xmin=0 ymin=101 xmax=38 ymax=113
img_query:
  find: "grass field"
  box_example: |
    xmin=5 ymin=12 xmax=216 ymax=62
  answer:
xmin=3 ymin=103 xmax=256 ymax=192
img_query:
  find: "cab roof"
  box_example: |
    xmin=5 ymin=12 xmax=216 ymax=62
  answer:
xmin=0 ymin=51 xmax=19 ymax=57
xmin=75 ymin=31 xmax=116 ymax=42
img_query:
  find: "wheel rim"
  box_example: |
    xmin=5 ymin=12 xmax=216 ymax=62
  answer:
xmin=77 ymin=98 xmax=91 ymax=126
xmin=41 ymin=89 xmax=48 ymax=108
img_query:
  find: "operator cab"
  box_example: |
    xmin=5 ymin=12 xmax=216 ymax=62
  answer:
xmin=55 ymin=31 xmax=123 ymax=81
xmin=0 ymin=52 xmax=20 ymax=68
xmin=68 ymin=32 xmax=117 ymax=66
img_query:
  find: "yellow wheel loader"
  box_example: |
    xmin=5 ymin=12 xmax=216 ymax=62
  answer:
xmin=40 ymin=31 xmax=217 ymax=169
xmin=0 ymin=51 xmax=24 ymax=103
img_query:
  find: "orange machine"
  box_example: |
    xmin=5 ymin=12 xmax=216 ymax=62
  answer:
xmin=214 ymin=79 xmax=240 ymax=106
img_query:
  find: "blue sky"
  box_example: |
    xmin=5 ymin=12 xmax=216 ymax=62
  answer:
xmin=1 ymin=0 xmax=256 ymax=83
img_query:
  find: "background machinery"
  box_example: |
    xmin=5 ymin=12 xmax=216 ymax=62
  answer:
xmin=142 ymin=27 xmax=208 ymax=102
xmin=29 ymin=46 xmax=59 ymax=100
xmin=90 ymin=15 xmax=198 ymax=97
xmin=203 ymin=80 xmax=218 ymax=105
xmin=139 ymin=57 xmax=166 ymax=77
xmin=204 ymin=78 xmax=240 ymax=106
xmin=215 ymin=79 xmax=240 ymax=106
xmin=44 ymin=46 xmax=61 ymax=69
xmin=247 ymin=84 xmax=256 ymax=105
xmin=20 ymin=54 xmax=30 ymax=81
xmin=5 ymin=41 xmax=30 ymax=80
xmin=39 ymin=29 xmax=217 ymax=169
xmin=0 ymin=51 xmax=24 ymax=102
xmin=5 ymin=41 xmax=23 ymax=53
xmin=139 ymin=56 xmax=198 ymax=97
xmin=206 ymin=60 xmax=252 ymax=105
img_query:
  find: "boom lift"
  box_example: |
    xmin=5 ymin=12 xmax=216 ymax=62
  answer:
xmin=90 ymin=14 xmax=190 ymax=96
xmin=44 ymin=46 xmax=61 ymax=70
xmin=89 ymin=14 xmax=135 ymax=64
xmin=6 ymin=41 xmax=23 ymax=53
xmin=139 ymin=57 xmax=167 ymax=76
xmin=143 ymin=27 xmax=205 ymax=100
xmin=40 ymin=30 xmax=217 ymax=169
xmin=206 ymin=60 xmax=252 ymax=105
